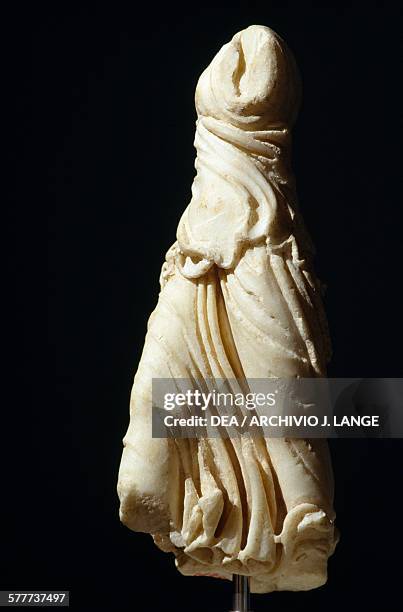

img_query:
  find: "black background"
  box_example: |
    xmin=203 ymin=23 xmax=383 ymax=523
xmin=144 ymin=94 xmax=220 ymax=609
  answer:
xmin=4 ymin=1 xmax=403 ymax=611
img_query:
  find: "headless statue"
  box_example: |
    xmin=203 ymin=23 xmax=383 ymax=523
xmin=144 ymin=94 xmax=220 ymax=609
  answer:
xmin=118 ymin=25 xmax=338 ymax=593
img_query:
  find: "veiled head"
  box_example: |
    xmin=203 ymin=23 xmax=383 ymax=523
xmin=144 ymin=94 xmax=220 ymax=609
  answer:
xmin=195 ymin=25 xmax=301 ymax=130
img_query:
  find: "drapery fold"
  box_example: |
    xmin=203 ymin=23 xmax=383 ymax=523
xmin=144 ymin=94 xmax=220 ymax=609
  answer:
xmin=119 ymin=248 xmax=336 ymax=591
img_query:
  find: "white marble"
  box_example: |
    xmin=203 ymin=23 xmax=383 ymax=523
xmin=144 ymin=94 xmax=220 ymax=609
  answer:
xmin=118 ymin=25 xmax=338 ymax=593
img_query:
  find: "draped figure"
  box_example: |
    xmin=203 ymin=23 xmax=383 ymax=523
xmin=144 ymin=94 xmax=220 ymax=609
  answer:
xmin=118 ymin=25 xmax=338 ymax=593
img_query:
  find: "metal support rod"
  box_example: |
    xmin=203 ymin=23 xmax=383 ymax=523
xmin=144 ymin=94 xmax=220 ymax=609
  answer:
xmin=230 ymin=574 xmax=252 ymax=612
